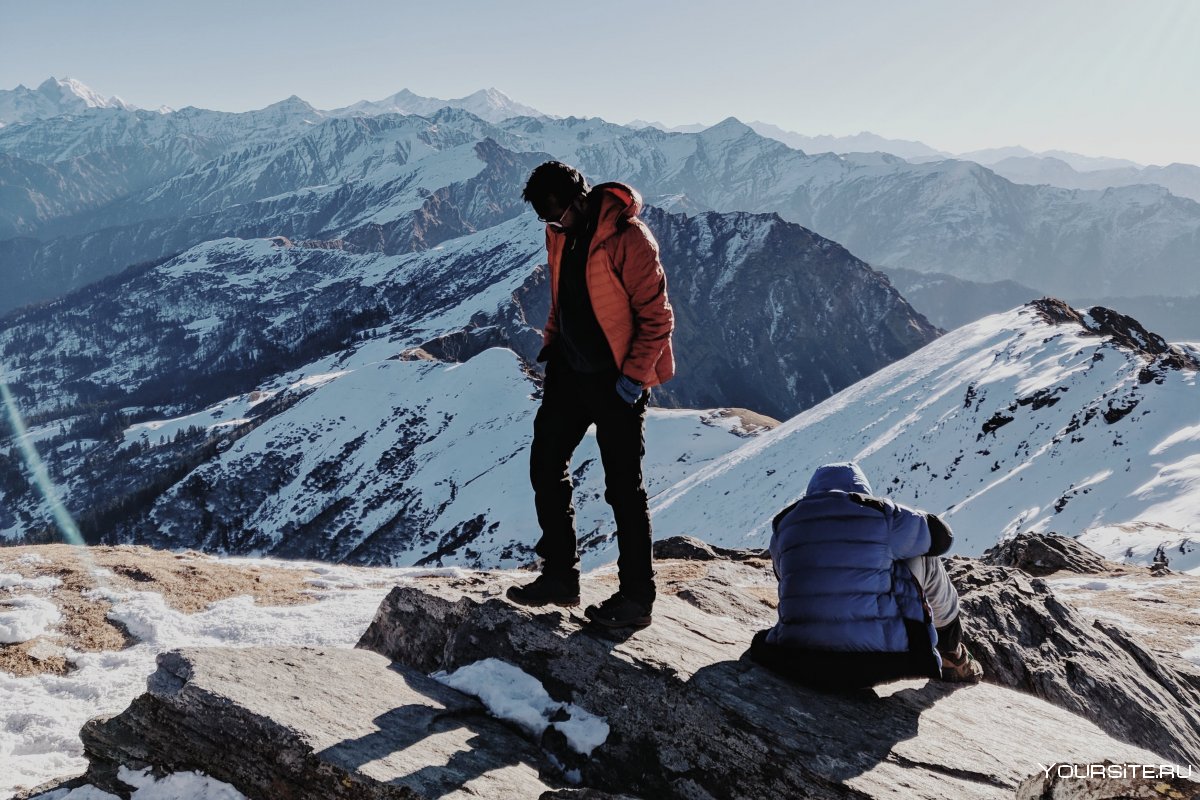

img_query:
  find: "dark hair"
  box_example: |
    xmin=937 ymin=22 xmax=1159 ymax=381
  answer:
xmin=522 ymin=161 xmax=589 ymax=207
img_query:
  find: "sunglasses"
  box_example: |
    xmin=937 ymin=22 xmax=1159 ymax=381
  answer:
xmin=538 ymin=202 xmax=573 ymax=230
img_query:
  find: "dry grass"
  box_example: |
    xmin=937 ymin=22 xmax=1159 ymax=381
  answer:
xmin=0 ymin=544 xmax=332 ymax=677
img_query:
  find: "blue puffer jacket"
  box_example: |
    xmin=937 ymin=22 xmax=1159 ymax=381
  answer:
xmin=767 ymin=462 xmax=937 ymax=656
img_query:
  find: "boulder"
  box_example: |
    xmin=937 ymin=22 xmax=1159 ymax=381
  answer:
xmin=981 ymin=532 xmax=1111 ymax=576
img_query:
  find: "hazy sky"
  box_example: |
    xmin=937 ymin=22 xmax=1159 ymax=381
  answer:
xmin=3 ymin=0 xmax=1199 ymax=165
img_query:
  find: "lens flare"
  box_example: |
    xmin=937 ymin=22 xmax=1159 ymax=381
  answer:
xmin=1 ymin=375 xmax=105 ymax=583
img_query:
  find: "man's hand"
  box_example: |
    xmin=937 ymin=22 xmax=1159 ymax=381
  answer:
xmin=616 ymin=374 xmax=643 ymax=405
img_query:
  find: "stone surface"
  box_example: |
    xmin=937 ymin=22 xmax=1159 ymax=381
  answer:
xmin=981 ymin=532 xmax=1112 ymax=576
xmin=77 ymin=538 xmax=1199 ymax=800
xmin=948 ymin=557 xmax=1200 ymax=766
xmin=357 ymin=546 xmax=1170 ymax=799
xmin=80 ymin=646 xmax=558 ymax=799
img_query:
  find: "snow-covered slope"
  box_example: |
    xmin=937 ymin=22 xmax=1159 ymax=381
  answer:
xmin=650 ymin=300 xmax=1200 ymax=569
xmin=131 ymin=347 xmax=750 ymax=566
xmin=0 ymin=215 xmax=548 ymax=423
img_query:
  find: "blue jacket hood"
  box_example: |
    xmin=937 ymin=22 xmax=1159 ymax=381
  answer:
xmin=805 ymin=462 xmax=873 ymax=496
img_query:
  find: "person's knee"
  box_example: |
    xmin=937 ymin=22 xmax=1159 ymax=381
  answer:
xmin=529 ymin=447 xmax=569 ymax=489
xmin=603 ymin=482 xmax=648 ymax=510
xmin=909 ymin=555 xmax=960 ymax=625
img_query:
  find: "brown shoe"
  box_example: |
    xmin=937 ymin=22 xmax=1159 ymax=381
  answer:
xmin=940 ymin=643 xmax=983 ymax=683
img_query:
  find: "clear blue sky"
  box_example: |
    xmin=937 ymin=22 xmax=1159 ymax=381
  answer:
xmin=3 ymin=0 xmax=1199 ymax=165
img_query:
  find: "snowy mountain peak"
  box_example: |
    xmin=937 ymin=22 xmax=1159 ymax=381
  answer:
xmin=35 ymin=76 xmax=116 ymax=107
xmin=0 ymin=76 xmax=134 ymax=125
xmin=329 ymin=86 xmax=544 ymax=123
xmin=703 ymin=116 xmax=754 ymax=136
xmin=269 ymin=94 xmax=316 ymax=110
xmin=467 ymin=87 xmax=511 ymax=104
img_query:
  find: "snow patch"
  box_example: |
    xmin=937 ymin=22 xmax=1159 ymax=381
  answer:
xmin=0 ymin=573 xmax=63 ymax=591
xmin=433 ymin=658 xmax=610 ymax=756
xmin=0 ymin=596 xmax=61 ymax=643
xmin=31 ymin=767 xmax=247 ymax=799
xmin=0 ymin=570 xmax=406 ymax=797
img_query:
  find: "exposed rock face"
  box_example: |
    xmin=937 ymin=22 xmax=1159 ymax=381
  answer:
xmin=75 ymin=540 xmax=1196 ymax=799
xmin=982 ymin=532 xmax=1112 ymax=576
xmin=355 ymin=543 xmax=1175 ymax=798
xmin=1029 ymin=297 xmax=1200 ymax=376
xmin=948 ymin=557 xmax=1200 ymax=766
xmin=80 ymin=646 xmax=559 ymax=799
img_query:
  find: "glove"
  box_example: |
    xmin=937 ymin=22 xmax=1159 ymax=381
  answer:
xmin=536 ymin=342 xmax=557 ymax=363
xmin=616 ymin=374 xmax=643 ymax=405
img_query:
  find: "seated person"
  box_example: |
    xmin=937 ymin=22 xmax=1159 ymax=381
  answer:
xmin=750 ymin=461 xmax=983 ymax=689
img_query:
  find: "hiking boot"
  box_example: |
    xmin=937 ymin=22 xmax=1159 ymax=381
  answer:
xmin=940 ymin=643 xmax=983 ymax=683
xmin=506 ymin=572 xmax=580 ymax=608
xmin=584 ymin=591 xmax=653 ymax=629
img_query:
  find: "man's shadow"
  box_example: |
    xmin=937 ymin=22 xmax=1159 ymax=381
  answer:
xmin=316 ymin=666 xmax=550 ymax=799
xmin=554 ymin=615 xmax=957 ymax=789
xmin=687 ymin=649 xmax=969 ymax=786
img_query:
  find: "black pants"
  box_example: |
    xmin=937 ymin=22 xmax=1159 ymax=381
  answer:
xmin=530 ymin=357 xmax=655 ymax=603
xmin=748 ymin=621 xmax=941 ymax=690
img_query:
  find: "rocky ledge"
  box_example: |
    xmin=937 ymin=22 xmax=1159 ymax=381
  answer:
xmin=73 ymin=535 xmax=1200 ymax=799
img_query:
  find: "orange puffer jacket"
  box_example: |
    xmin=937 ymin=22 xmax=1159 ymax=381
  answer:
xmin=543 ymin=182 xmax=676 ymax=388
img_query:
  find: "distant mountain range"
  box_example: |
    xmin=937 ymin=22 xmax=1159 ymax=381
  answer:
xmin=0 ymin=77 xmax=543 ymax=130
xmin=1 ymin=78 xmax=1196 ymax=579
xmin=981 ymin=155 xmax=1200 ymax=203
xmin=884 ymin=267 xmax=1200 ymax=341
xmin=629 ymin=118 xmax=1156 ymax=173
xmin=2 ymin=92 xmax=1199 ymax=322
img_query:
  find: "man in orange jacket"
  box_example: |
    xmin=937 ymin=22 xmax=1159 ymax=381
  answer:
xmin=507 ymin=161 xmax=675 ymax=628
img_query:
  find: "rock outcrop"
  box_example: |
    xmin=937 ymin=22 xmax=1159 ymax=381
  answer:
xmin=981 ymin=531 xmax=1112 ymax=576
xmin=80 ymin=646 xmax=559 ymax=799
xmin=949 ymin=556 xmax=1200 ymax=766
xmin=75 ymin=539 xmax=1196 ymax=799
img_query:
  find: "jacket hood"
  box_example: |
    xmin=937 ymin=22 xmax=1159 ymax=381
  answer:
xmin=805 ymin=462 xmax=874 ymax=496
xmin=588 ymin=181 xmax=642 ymax=242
